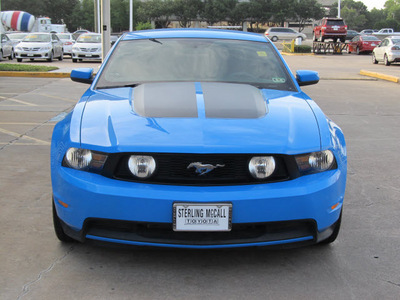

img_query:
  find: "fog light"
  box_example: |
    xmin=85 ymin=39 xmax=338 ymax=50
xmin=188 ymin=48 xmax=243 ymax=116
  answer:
xmin=248 ymin=156 xmax=275 ymax=179
xmin=128 ymin=155 xmax=156 ymax=179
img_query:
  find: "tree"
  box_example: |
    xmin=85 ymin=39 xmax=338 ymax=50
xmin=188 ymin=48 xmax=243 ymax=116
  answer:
xmin=137 ymin=0 xmax=174 ymax=28
xmin=293 ymin=0 xmax=325 ymax=32
xmin=173 ymin=0 xmax=203 ymax=28
xmin=271 ymin=0 xmax=297 ymax=26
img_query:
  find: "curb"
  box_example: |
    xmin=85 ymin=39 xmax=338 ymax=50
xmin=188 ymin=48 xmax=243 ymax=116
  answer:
xmin=281 ymin=52 xmax=315 ymax=56
xmin=360 ymin=70 xmax=399 ymax=83
xmin=0 ymin=71 xmax=70 ymax=78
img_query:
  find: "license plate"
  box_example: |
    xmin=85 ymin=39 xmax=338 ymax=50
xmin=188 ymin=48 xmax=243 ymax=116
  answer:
xmin=372 ymin=44 xmax=376 ymax=46
xmin=85 ymin=54 xmax=92 ymax=57
xmin=173 ymin=203 xmax=232 ymax=232
xmin=27 ymin=54 xmax=34 ymax=56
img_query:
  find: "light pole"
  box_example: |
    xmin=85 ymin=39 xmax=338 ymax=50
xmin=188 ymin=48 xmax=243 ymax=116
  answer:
xmin=101 ymin=0 xmax=111 ymax=60
xmin=129 ymin=0 xmax=133 ymax=32
xmin=338 ymin=0 xmax=341 ymax=18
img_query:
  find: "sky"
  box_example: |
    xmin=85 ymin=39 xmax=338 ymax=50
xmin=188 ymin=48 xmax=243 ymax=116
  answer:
xmin=359 ymin=0 xmax=386 ymax=10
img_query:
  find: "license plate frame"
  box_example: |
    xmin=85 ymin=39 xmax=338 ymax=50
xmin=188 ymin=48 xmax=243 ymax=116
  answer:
xmin=173 ymin=203 xmax=232 ymax=232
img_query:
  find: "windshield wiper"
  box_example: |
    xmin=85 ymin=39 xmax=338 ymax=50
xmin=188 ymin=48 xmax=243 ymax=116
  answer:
xmin=149 ymin=38 xmax=162 ymax=45
xmin=96 ymin=83 xmax=141 ymax=89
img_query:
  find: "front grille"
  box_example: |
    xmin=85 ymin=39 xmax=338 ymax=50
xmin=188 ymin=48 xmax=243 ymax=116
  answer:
xmin=79 ymin=48 xmax=99 ymax=52
xmin=22 ymin=47 xmax=40 ymax=51
xmin=85 ymin=218 xmax=317 ymax=245
xmin=102 ymin=153 xmax=298 ymax=185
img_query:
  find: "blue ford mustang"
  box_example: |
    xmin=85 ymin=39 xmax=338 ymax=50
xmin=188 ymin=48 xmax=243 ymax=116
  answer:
xmin=51 ymin=29 xmax=347 ymax=248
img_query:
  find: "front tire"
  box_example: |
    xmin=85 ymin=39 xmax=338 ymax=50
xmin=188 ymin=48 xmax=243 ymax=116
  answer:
xmin=47 ymin=51 xmax=54 ymax=62
xmin=372 ymin=53 xmax=378 ymax=64
xmin=59 ymin=52 xmax=63 ymax=61
xmin=356 ymin=47 xmax=360 ymax=55
xmin=17 ymin=58 xmax=22 ymax=62
xmin=53 ymin=199 xmax=75 ymax=243
xmin=384 ymin=54 xmax=391 ymax=66
xmin=8 ymin=50 xmax=14 ymax=60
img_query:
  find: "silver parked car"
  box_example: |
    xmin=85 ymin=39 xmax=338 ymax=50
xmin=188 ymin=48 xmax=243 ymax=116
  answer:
xmin=264 ymin=27 xmax=307 ymax=42
xmin=0 ymin=33 xmax=14 ymax=60
xmin=72 ymin=33 xmax=102 ymax=62
xmin=57 ymin=33 xmax=75 ymax=56
xmin=15 ymin=32 xmax=63 ymax=62
xmin=6 ymin=32 xmax=28 ymax=49
xmin=372 ymin=36 xmax=400 ymax=66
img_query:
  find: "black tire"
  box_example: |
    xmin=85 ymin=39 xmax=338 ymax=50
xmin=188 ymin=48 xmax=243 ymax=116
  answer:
xmin=53 ymin=199 xmax=75 ymax=243
xmin=0 ymin=50 xmax=3 ymax=61
xmin=59 ymin=52 xmax=63 ymax=61
xmin=8 ymin=50 xmax=14 ymax=60
xmin=271 ymin=36 xmax=278 ymax=42
xmin=72 ymin=58 xmax=77 ymax=63
xmin=384 ymin=54 xmax=391 ymax=66
xmin=356 ymin=47 xmax=360 ymax=55
xmin=17 ymin=58 xmax=22 ymax=62
xmin=340 ymin=37 xmax=346 ymax=43
xmin=372 ymin=53 xmax=378 ymax=64
xmin=47 ymin=51 xmax=54 ymax=62
xmin=320 ymin=211 xmax=342 ymax=244
xmin=30 ymin=58 xmax=34 ymax=61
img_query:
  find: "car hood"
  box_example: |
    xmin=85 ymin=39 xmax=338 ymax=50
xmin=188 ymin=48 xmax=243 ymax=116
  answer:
xmin=19 ymin=42 xmax=51 ymax=47
xmin=79 ymin=82 xmax=321 ymax=154
xmin=75 ymin=42 xmax=101 ymax=48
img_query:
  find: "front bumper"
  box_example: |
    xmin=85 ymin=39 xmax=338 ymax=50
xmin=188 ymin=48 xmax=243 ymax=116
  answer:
xmin=52 ymin=166 xmax=345 ymax=248
xmin=72 ymin=50 xmax=101 ymax=60
xmin=15 ymin=50 xmax=51 ymax=59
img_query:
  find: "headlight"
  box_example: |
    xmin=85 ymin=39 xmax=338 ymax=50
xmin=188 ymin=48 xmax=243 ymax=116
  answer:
xmin=295 ymin=150 xmax=336 ymax=174
xmin=64 ymin=148 xmax=107 ymax=171
xmin=72 ymin=46 xmax=79 ymax=51
xmin=248 ymin=156 xmax=276 ymax=179
xmin=128 ymin=155 xmax=156 ymax=179
xmin=16 ymin=47 xmax=22 ymax=51
xmin=41 ymin=46 xmax=51 ymax=51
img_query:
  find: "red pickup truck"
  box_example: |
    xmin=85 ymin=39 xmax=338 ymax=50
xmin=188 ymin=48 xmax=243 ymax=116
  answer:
xmin=313 ymin=17 xmax=347 ymax=43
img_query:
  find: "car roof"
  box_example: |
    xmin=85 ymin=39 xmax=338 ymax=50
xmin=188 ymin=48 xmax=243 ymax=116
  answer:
xmin=122 ymin=29 xmax=268 ymax=43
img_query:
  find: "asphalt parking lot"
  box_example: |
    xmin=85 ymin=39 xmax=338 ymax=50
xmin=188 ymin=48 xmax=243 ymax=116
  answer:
xmin=1 ymin=54 xmax=400 ymax=299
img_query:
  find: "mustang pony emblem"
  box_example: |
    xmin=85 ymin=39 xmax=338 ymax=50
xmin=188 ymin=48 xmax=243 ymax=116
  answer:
xmin=187 ymin=162 xmax=225 ymax=176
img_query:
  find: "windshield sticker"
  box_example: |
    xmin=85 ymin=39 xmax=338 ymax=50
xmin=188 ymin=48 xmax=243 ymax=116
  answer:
xmin=272 ymin=77 xmax=286 ymax=83
xmin=257 ymin=51 xmax=268 ymax=57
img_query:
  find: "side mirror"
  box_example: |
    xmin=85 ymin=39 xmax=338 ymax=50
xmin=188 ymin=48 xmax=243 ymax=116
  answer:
xmin=71 ymin=68 xmax=94 ymax=84
xmin=296 ymin=70 xmax=319 ymax=86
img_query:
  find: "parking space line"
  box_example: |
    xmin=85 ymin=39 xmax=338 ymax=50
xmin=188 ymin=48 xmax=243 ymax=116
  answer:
xmin=32 ymin=93 xmax=78 ymax=103
xmin=0 ymin=128 xmax=50 ymax=145
xmin=0 ymin=96 xmax=38 ymax=107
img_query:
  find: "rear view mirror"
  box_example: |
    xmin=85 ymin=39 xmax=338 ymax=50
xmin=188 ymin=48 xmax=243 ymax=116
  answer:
xmin=296 ymin=70 xmax=319 ymax=86
xmin=70 ymin=68 xmax=94 ymax=84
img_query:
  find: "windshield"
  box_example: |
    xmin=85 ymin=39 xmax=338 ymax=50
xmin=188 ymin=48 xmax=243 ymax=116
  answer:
xmin=362 ymin=36 xmax=380 ymax=41
xmin=77 ymin=34 xmax=101 ymax=43
xmin=58 ymin=34 xmax=72 ymax=40
xmin=8 ymin=33 xmax=27 ymax=40
xmin=392 ymin=39 xmax=400 ymax=44
xmin=96 ymin=38 xmax=296 ymax=91
xmin=22 ymin=34 xmax=51 ymax=42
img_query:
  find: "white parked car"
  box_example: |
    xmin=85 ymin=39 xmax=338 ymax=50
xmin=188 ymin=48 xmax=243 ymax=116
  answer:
xmin=372 ymin=36 xmax=400 ymax=66
xmin=6 ymin=32 xmax=28 ymax=49
xmin=265 ymin=27 xmax=307 ymax=42
xmin=0 ymin=33 xmax=14 ymax=60
xmin=72 ymin=33 xmax=102 ymax=62
xmin=57 ymin=33 xmax=75 ymax=56
xmin=14 ymin=32 xmax=63 ymax=62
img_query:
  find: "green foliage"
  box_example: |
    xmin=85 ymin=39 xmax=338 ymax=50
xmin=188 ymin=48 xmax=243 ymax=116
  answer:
xmin=294 ymin=45 xmax=312 ymax=53
xmin=135 ymin=22 xmax=153 ymax=30
xmin=0 ymin=64 xmax=58 ymax=72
